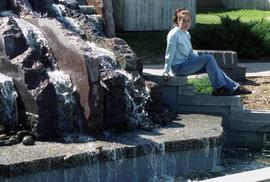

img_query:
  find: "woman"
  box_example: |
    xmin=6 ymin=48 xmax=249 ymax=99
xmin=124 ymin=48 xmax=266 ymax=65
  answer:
xmin=163 ymin=8 xmax=251 ymax=96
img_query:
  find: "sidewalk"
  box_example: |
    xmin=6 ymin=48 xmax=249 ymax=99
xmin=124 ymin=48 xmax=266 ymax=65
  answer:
xmin=239 ymin=62 xmax=270 ymax=77
xmin=143 ymin=63 xmax=270 ymax=77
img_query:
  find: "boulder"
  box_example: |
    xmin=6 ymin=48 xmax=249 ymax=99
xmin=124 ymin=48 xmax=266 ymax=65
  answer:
xmin=0 ymin=73 xmax=18 ymax=131
xmin=0 ymin=0 xmax=6 ymax=11
xmin=145 ymin=80 xmax=177 ymax=125
xmin=102 ymin=70 xmax=137 ymax=130
xmin=0 ymin=17 xmax=79 ymax=139
xmin=27 ymin=17 xmax=107 ymax=134
xmin=0 ymin=17 xmax=28 ymax=59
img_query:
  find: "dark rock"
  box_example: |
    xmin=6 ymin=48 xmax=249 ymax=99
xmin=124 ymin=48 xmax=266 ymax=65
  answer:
xmin=101 ymin=70 xmax=137 ymax=131
xmin=26 ymin=112 xmax=38 ymax=131
xmin=101 ymin=70 xmax=126 ymax=89
xmin=0 ymin=139 xmax=11 ymax=146
xmin=22 ymin=135 xmax=35 ymax=145
xmin=92 ymin=37 xmax=137 ymax=71
xmin=139 ymin=117 xmax=154 ymax=131
xmin=16 ymin=130 xmax=36 ymax=141
xmin=28 ymin=0 xmax=55 ymax=14
xmin=8 ymin=135 xmax=20 ymax=145
xmin=35 ymin=81 xmax=58 ymax=140
xmin=145 ymin=80 xmax=163 ymax=112
xmin=24 ymin=67 xmax=48 ymax=90
xmin=64 ymin=0 xmax=80 ymax=10
xmin=0 ymin=17 xmax=28 ymax=59
xmin=0 ymin=124 xmax=5 ymax=134
xmin=0 ymin=0 xmax=6 ymax=11
xmin=6 ymin=0 xmax=17 ymax=10
xmin=0 ymin=134 xmax=8 ymax=140
xmin=0 ymin=57 xmax=38 ymax=116
xmin=145 ymin=81 xmax=177 ymax=126
xmin=0 ymin=73 xmax=19 ymax=132
xmin=79 ymin=5 xmax=96 ymax=15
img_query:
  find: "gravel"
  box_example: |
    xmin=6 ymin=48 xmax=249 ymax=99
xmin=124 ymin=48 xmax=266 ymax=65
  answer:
xmin=240 ymin=76 xmax=270 ymax=110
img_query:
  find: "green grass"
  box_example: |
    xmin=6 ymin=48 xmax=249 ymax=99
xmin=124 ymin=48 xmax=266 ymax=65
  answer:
xmin=187 ymin=77 xmax=213 ymax=94
xmin=196 ymin=9 xmax=270 ymax=24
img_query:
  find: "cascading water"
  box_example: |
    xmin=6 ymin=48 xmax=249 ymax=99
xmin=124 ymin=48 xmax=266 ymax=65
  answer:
xmin=0 ymin=73 xmax=18 ymax=131
xmin=47 ymin=70 xmax=77 ymax=134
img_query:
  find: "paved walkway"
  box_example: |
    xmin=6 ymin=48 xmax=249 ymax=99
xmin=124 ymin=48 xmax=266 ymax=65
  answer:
xmin=239 ymin=62 xmax=270 ymax=77
xmin=143 ymin=63 xmax=270 ymax=77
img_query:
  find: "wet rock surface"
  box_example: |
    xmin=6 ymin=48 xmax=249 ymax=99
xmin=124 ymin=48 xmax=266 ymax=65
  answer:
xmin=145 ymin=80 xmax=177 ymax=126
xmin=0 ymin=0 xmax=176 ymax=148
xmin=0 ymin=114 xmax=223 ymax=178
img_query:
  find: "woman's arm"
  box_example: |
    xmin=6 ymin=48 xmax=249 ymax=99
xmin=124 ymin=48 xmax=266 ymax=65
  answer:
xmin=163 ymin=32 xmax=177 ymax=74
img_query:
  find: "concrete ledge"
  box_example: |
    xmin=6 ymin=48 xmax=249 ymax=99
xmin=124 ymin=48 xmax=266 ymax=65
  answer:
xmin=178 ymin=85 xmax=195 ymax=95
xmin=143 ymin=74 xmax=187 ymax=86
xmin=194 ymin=49 xmax=246 ymax=80
xmin=226 ymin=131 xmax=264 ymax=148
xmin=0 ymin=114 xmax=223 ymax=178
xmin=194 ymin=50 xmax=238 ymax=68
xmin=178 ymin=94 xmax=242 ymax=107
xmin=231 ymin=110 xmax=270 ymax=132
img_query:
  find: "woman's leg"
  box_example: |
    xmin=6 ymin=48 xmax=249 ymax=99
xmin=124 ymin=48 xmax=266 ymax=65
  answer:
xmin=172 ymin=53 xmax=239 ymax=91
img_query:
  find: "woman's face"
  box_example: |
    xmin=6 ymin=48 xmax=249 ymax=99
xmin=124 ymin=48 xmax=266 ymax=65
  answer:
xmin=178 ymin=14 xmax=192 ymax=30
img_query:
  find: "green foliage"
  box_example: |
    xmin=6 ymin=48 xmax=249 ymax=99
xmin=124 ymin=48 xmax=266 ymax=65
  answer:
xmin=187 ymin=77 xmax=213 ymax=94
xmin=196 ymin=9 xmax=270 ymax=24
xmin=191 ymin=15 xmax=269 ymax=58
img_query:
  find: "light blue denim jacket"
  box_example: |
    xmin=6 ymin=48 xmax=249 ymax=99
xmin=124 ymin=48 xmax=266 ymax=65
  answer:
xmin=163 ymin=27 xmax=193 ymax=74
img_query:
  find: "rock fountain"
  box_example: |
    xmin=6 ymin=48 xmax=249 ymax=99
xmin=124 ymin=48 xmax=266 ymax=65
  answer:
xmin=0 ymin=0 xmax=175 ymax=144
xmin=0 ymin=0 xmax=224 ymax=181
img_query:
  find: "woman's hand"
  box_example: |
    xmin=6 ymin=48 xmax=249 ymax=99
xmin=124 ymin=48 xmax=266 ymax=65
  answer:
xmin=162 ymin=72 xmax=171 ymax=81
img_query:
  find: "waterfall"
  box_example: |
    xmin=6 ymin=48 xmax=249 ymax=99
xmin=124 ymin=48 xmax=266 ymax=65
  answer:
xmin=0 ymin=73 xmax=18 ymax=131
xmin=47 ymin=70 xmax=77 ymax=134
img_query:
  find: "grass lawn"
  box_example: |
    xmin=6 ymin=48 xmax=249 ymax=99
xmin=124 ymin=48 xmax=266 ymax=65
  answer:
xmin=197 ymin=9 xmax=270 ymax=24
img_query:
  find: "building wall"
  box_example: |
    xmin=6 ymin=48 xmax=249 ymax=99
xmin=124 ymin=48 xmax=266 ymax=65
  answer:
xmin=112 ymin=0 xmax=196 ymax=31
xmin=223 ymin=0 xmax=270 ymax=10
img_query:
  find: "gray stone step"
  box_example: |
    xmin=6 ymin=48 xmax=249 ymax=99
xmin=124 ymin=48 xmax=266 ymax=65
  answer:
xmin=143 ymin=74 xmax=187 ymax=86
xmin=178 ymin=94 xmax=242 ymax=107
xmin=231 ymin=110 xmax=270 ymax=132
xmin=193 ymin=49 xmax=246 ymax=80
xmin=142 ymin=74 xmax=188 ymax=108
xmin=178 ymin=85 xmax=195 ymax=95
xmin=194 ymin=49 xmax=238 ymax=68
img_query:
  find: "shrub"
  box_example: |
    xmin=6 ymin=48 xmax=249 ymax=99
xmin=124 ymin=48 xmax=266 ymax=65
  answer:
xmin=188 ymin=77 xmax=212 ymax=94
xmin=191 ymin=16 xmax=269 ymax=58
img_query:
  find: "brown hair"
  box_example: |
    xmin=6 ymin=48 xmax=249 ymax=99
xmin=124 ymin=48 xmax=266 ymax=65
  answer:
xmin=172 ymin=8 xmax=192 ymax=25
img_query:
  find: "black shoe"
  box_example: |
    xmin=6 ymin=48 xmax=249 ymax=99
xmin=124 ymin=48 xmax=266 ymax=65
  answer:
xmin=212 ymin=86 xmax=232 ymax=96
xmin=233 ymin=86 xmax=252 ymax=95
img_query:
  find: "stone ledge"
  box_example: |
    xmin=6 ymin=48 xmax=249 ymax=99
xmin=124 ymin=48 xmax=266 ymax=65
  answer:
xmin=194 ymin=49 xmax=238 ymax=68
xmin=143 ymin=74 xmax=187 ymax=86
xmin=194 ymin=49 xmax=246 ymax=80
xmin=231 ymin=110 xmax=270 ymax=132
xmin=0 ymin=114 xmax=223 ymax=178
xmin=178 ymin=94 xmax=242 ymax=107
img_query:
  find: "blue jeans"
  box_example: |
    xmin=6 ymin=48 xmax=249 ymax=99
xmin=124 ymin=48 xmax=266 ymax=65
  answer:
xmin=171 ymin=52 xmax=239 ymax=92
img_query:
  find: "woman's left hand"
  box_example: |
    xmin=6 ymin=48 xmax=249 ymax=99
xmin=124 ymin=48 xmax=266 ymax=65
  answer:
xmin=162 ymin=72 xmax=171 ymax=81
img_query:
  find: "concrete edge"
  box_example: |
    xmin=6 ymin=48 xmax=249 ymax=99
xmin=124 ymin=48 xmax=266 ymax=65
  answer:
xmin=0 ymin=135 xmax=223 ymax=178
